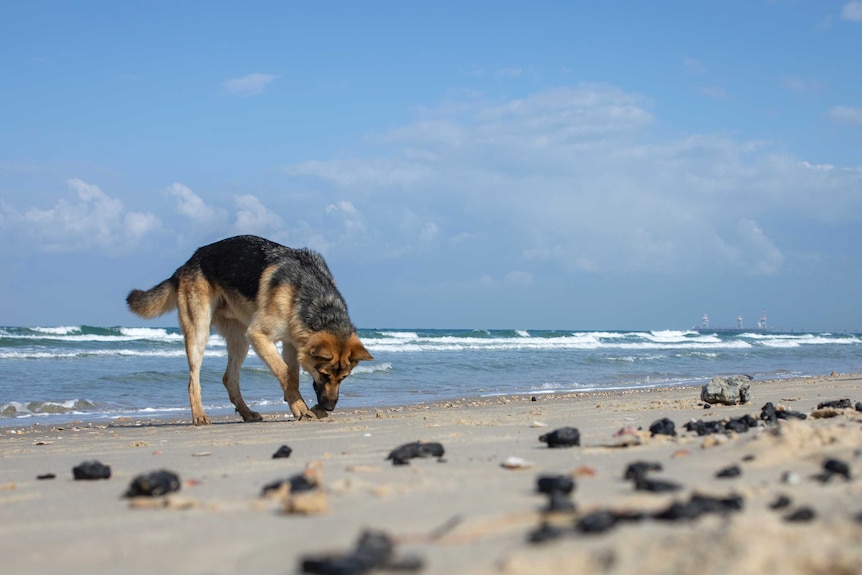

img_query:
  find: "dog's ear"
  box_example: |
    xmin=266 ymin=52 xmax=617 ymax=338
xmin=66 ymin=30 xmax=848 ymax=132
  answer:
xmin=347 ymin=333 xmax=374 ymax=363
xmin=307 ymin=333 xmax=336 ymax=361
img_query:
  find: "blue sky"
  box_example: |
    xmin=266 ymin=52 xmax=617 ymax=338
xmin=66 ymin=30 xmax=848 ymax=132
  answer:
xmin=1 ymin=1 xmax=861 ymax=330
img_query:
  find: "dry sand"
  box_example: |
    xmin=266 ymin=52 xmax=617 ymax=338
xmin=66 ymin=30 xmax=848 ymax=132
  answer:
xmin=1 ymin=373 xmax=861 ymax=575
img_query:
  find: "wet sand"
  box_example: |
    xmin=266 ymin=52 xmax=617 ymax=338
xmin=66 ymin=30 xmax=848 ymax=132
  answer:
xmin=1 ymin=373 xmax=861 ymax=574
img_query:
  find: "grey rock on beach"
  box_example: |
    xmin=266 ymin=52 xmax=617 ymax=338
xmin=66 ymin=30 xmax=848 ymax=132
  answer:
xmin=701 ymin=374 xmax=752 ymax=405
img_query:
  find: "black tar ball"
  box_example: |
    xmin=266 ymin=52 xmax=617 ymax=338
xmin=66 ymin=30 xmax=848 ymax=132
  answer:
xmin=386 ymin=441 xmax=445 ymax=465
xmin=124 ymin=470 xmax=181 ymax=497
xmin=272 ymin=445 xmax=293 ymax=459
xmin=649 ymin=417 xmax=677 ymax=437
xmin=536 ymin=474 xmax=576 ymax=495
xmin=538 ymin=427 xmax=581 ymax=448
xmin=72 ymin=460 xmax=111 ymax=480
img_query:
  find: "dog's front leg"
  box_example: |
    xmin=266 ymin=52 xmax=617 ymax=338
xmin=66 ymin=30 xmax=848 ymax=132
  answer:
xmin=282 ymin=341 xmax=317 ymax=419
xmin=247 ymin=329 xmax=310 ymax=419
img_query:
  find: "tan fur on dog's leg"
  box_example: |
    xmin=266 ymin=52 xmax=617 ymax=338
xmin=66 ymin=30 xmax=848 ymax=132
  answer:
xmin=178 ymin=277 xmax=213 ymax=426
xmin=281 ymin=341 xmax=310 ymax=418
xmin=247 ymin=328 xmax=309 ymax=419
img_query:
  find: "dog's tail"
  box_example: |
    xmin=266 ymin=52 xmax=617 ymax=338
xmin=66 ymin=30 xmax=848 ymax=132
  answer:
xmin=126 ymin=279 xmax=178 ymax=319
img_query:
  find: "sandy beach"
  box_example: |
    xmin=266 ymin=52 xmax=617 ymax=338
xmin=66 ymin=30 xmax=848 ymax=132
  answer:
xmin=2 ymin=373 xmax=861 ymax=575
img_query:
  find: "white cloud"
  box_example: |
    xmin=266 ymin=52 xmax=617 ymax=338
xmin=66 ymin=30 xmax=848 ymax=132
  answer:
xmin=125 ymin=211 xmax=161 ymax=240
xmin=167 ymin=182 xmax=224 ymax=223
xmin=221 ymin=73 xmax=278 ymax=96
xmin=828 ymin=105 xmax=862 ymax=126
xmin=282 ymin=84 xmax=861 ymax=276
xmin=732 ymin=219 xmax=784 ymax=275
xmin=841 ymin=1 xmax=862 ymax=21
xmin=0 ymin=179 xmax=159 ymax=253
xmin=233 ymin=194 xmax=283 ymax=235
xmin=419 ymin=221 xmax=439 ymax=242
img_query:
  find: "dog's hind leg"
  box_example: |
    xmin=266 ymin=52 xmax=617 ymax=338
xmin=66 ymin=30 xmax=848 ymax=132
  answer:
xmin=215 ymin=316 xmax=262 ymax=422
xmin=177 ymin=277 xmax=213 ymax=426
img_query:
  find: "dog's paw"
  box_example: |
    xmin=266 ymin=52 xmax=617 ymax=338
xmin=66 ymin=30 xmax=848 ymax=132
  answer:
xmin=288 ymin=399 xmax=311 ymax=420
xmin=193 ymin=414 xmax=212 ymax=426
xmin=240 ymin=410 xmax=263 ymax=423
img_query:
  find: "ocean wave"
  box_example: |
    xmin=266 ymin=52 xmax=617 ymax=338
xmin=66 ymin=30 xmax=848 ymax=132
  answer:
xmin=0 ymin=349 xmax=209 ymax=360
xmin=0 ymin=399 xmax=98 ymax=418
xmin=352 ymin=362 xmax=393 ymax=375
xmin=31 ymin=326 xmax=82 ymax=335
xmin=365 ymin=335 xmax=753 ymax=353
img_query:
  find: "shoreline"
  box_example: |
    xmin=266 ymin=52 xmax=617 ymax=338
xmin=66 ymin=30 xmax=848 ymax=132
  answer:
xmin=0 ymin=370 xmax=846 ymax=431
xmin=2 ymin=372 xmax=861 ymax=574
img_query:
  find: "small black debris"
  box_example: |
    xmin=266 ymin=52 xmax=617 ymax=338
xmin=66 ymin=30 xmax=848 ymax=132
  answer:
xmin=261 ymin=473 xmax=317 ymax=497
xmin=684 ymin=420 xmax=725 ymax=436
xmin=854 ymin=511 xmax=862 ymax=524
xmin=703 ymin=403 xmax=711 ymax=410
xmin=527 ymin=522 xmax=567 ymax=544
xmin=623 ymin=461 xmax=663 ymax=481
xmin=72 ymin=460 xmax=111 ymax=480
xmin=649 ymin=417 xmax=677 ymax=437
xmin=536 ymin=475 xmax=576 ymax=496
xmin=784 ymin=507 xmax=816 ymax=522
xmin=817 ymin=398 xmax=852 ymax=409
xmin=386 ymin=441 xmax=445 ymax=465
xmin=778 ymin=409 xmax=807 ymax=420
xmin=634 ymin=476 xmax=683 ymax=493
xmin=300 ymin=529 xmax=423 ymax=574
xmin=724 ymin=419 xmax=747 ymax=433
xmin=614 ymin=509 xmax=648 ymax=523
xmin=124 ymin=470 xmax=181 ymax=497
xmin=823 ymin=458 xmax=852 ymax=481
xmin=272 ymin=445 xmax=293 ymax=459
xmin=760 ymin=402 xmax=778 ymax=424
xmin=653 ymin=493 xmax=743 ymax=522
xmin=856 ymin=402 xmax=862 ymax=413
xmin=715 ymin=465 xmax=742 ymax=479
xmin=742 ymin=454 xmax=756 ymax=462
xmin=760 ymin=402 xmax=807 ymax=423
xmin=724 ymin=414 xmax=759 ymax=433
xmin=576 ymin=510 xmax=619 ymax=534
xmin=538 ymin=427 xmax=581 ymax=448
xmin=36 ymin=473 xmax=56 ymax=480
xmin=531 ymin=396 xmax=538 ymax=402
xmin=544 ymin=491 xmax=576 ymax=513
xmin=769 ymin=494 xmax=792 ymax=510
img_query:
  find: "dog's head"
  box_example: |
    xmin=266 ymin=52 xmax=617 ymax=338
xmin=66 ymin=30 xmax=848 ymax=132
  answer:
xmin=302 ymin=332 xmax=373 ymax=411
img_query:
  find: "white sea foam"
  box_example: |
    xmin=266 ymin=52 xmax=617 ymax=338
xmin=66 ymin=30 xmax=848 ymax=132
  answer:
xmin=119 ymin=327 xmax=184 ymax=341
xmin=0 ymin=398 xmax=97 ymax=417
xmin=352 ymin=362 xmax=392 ymax=375
xmin=365 ymin=332 xmax=752 ymax=353
xmin=378 ymin=331 xmax=419 ymax=339
xmin=32 ymin=326 xmax=82 ymax=335
xmin=0 ymin=349 xmax=209 ymax=360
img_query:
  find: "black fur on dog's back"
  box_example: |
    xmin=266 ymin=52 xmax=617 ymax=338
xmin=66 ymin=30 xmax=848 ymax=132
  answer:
xmin=127 ymin=236 xmax=355 ymax=336
xmin=191 ymin=235 xmax=293 ymax=302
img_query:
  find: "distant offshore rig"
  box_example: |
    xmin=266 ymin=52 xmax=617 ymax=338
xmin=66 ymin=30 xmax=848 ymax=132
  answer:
xmin=695 ymin=311 xmax=768 ymax=334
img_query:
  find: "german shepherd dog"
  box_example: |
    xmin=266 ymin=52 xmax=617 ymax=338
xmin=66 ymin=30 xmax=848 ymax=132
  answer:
xmin=126 ymin=235 xmax=373 ymax=425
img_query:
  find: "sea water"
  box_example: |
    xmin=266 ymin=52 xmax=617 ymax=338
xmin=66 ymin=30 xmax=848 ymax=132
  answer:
xmin=1 ymin=326 xmax=860 ymax=426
